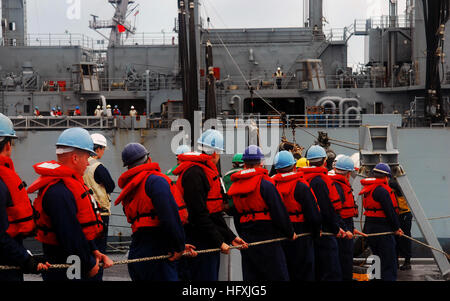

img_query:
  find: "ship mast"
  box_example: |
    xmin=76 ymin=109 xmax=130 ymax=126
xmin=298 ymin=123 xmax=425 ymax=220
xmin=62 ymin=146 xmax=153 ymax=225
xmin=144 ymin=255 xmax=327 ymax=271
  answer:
xmin=89 ymin=0 xmax=137 ymax=47
xmin=421 ymin=0 xmax=450 ymax=123
xmin=178 ymin=0 xmax=204 ymax=147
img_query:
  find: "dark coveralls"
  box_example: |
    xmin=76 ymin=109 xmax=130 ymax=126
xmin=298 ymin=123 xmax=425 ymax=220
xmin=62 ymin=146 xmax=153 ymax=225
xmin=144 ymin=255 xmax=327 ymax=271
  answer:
xmin=389 ymin=180 xmax=412 ymax=264
xmin=39 ymin=181 xmax=99 ymax=281
xmin=238 ymin=179 xmax=294 ymax=281
xmin=0 ymin=180 xmax=36 ymax=281
xmin=127 ymin=175 xmax=186 ymax=281
xmin=91 ymin=164 xmax=115 ymax=281
xmin=363 ymin=186 xmax=400 ymax=281
xmin=281 ymin=182 xmax=321 ymax=281
xmin=309 ymin=176 xmax=343 ymax=281
xmin=179 ymin=165 xmax=237 ymax=281
xmin=334 ymin=182 xmax=355 ymax=281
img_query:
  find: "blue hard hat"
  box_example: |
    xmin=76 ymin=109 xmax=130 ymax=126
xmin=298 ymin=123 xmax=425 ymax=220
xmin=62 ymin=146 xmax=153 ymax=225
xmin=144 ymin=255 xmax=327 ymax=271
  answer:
xmin=52 ymin=107 xmax=56 ymax=111
xmin=35 ymin=106 xmax=38 ymax=109
xmin=335 ymin=155 xmax=355 ymax=172
xmin=306 ymin=145 xmax=327 ymax=160
xmin=242 ymin=145 xmax=264 ymax=162
xmin=175 ymin=144 xmax=191 ymax=156
xmin=373 ymin=163 xmax=391 ymax=177
xmin=76 ymin=106 xmax=80 ymax=110
xmin=197 ymin=129 xmax=224 ymax=152
xmin=0 ymin=113 xmax=17 ymax=139
xmin=274 ymin=151 xmax=296 ymax=170
xmin=56 ymin=127 xmax=96 ymax=156
xmin=122 ymin=143 xmax=149 ymax=167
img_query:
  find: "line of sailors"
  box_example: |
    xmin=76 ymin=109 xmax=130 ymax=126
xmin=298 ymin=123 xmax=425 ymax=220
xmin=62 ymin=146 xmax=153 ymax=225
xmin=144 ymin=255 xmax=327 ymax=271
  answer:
xmin=32 ymin=105 xmax=143 ymax=118
xmin=94 ymin=105 xmax=139 ymax=117
xmin=33 ymin=106 xmax=82 ymax=117
xmin=0 ymin=112 xmax=407 ymax=281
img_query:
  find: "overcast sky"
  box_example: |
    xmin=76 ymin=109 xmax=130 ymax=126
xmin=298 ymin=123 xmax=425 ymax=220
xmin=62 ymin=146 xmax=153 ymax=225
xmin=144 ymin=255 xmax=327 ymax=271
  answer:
xmin=25 ymin=0 xmax=409 ymax=69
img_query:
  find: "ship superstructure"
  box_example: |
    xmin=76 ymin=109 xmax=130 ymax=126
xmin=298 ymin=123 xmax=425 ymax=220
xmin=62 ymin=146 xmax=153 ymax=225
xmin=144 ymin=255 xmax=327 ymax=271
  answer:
xmin=0 ymin=0 xmax=448 ymax=128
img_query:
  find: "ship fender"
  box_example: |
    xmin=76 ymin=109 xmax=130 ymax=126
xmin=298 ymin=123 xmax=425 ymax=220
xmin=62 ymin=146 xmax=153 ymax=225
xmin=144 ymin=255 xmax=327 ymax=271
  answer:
xmin=319 ymin=100 xmax=337 ymax=112
xmin=230 ymin=95 xmax=241 ymax=111
xmin=316 ymin=96 xmax=343 ymax=107
xmin=339 ymin=98 xmax=361 ymax=127
xmin=344 ymin=106 xmax=361 ymax=127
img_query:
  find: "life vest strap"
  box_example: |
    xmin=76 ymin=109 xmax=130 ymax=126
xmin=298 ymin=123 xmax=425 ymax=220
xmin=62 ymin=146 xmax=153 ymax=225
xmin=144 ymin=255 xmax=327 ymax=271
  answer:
xmin=288 ymin=210 xmax=303 ymax=217
xmin=240 ymin=209 xmax=269 ymax=217
xmin=18 ymin=181 xmax=27 ymax=191
xmin=81 ymin=189 xmax=94 ymax=199
xmin=130 ymin=210 xmax=157 ymax=224
xmin=80 ymin=220 xmax=103 ymax=228
xmin=365 ymin=208 xmax=384 ymax=211
xmin=8 ymin=214 xmax=34 ymax=224
xmin=98 ymin=207 xmax=110 ymax=213
xmin=342 ymin=205 xmax=358 ymax=209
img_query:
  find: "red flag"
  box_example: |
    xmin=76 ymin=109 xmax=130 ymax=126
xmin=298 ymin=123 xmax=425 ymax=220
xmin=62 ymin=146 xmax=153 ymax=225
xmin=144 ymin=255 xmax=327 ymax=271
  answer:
xmin=117 ymin=24 xmax=126 ymax=33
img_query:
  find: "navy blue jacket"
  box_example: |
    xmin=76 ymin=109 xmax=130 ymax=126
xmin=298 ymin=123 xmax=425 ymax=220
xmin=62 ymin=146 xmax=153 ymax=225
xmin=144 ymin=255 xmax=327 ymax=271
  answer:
xmin=41 ymin=181 xmax=98 ymax=275
xmin=93 ymin=164 xmax=115 ymax=194
xmin=370 ymin=186 xmax=401 ymax=231
xmin=309 ymin=176 xmax=341 ymax=234
xmin=0 ymin=179 xmax=30 ymax=266
xmin=293 ymin=181 xmax=322 ymax=236
xmin=143 ymin=174 xmax=185 ymax=253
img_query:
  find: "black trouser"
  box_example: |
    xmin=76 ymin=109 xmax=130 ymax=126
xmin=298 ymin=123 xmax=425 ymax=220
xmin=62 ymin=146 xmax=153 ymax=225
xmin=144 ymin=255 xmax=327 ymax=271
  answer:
xmin=314 ymin=235 xmax=342 ymax=281
xmin=364 ymin=218 xmax=398 ymax=281
xmin=396 ymin=212 xmax=412 ymax=260
xmin=276 ymin=78 xmax=282 ymax=89
xmin=282 ymin=222 xmax=315 ymax=281
xmin=0 ymin=262 xmax=23 ymax=281
xmin=182 ymin=237 xmax=220 ymax=281
xmin=0 ymin=237 xmax=25 ymax=281
xmin=337 ymin=218 xmax=355 ymax=281
xmin=91 ymin=215 xmax=109 ymax=281
xmin=239 ymin=221 xmax=289 ymax=281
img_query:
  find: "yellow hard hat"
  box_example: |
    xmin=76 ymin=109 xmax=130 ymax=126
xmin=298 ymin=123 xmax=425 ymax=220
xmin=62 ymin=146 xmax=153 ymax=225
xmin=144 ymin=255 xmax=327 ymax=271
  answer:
xmin=296 ymin=157 xmax=309 ymax=168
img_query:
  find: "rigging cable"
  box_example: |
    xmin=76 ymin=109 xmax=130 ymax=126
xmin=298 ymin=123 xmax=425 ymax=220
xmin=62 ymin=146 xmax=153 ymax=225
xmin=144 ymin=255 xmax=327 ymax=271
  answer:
xmin=201 ymin=0 xmax=282 ymax=116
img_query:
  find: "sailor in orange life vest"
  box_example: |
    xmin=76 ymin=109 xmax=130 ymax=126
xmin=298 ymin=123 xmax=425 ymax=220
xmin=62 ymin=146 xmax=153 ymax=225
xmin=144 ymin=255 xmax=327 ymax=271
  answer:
xmin=329 ymin=155 xmax=367 ymax=281
xmin=172 ymin=129 xmax=248 ymax=281
xmin=359 ymin=163 xmax=404 ymax=281
xmin=115 ymin=143 xmax=197 ymax=281
xmin=272 ymin=151 xmax=322 ymax=281
xmin=0 ymin=113 xmax=50 ymax=281
xmin=298 ymin=145 xmax=350 ymax=281
xmin=227 ymin=145 xmax=295 ymax=281
xmin=27 ymin=127 xmax=113 ymax=281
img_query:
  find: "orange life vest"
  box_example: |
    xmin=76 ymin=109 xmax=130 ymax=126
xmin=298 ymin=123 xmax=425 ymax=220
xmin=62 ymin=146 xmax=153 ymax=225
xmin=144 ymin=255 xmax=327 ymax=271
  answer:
xmin=359 ymin=178 xmax=399 ymax=218
xmin=173 ymin=152 xmax=223 ymax=214
xmin=115 ymin=162 xmax=188 ymax=233
xmin=299 ymin=166 xmax=342 ymax=212
xmin=0 ymin=155 xmax=36 ymax=238
xmin=227 ymin=168 xmax=273 ymax=223
xmin=27 ymin=161 xmax=103 ymax=245
xmin=272 ymin=171 xmax=317 ymax=223
xmin=329 ymin=173 xmax=358 ymax=219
